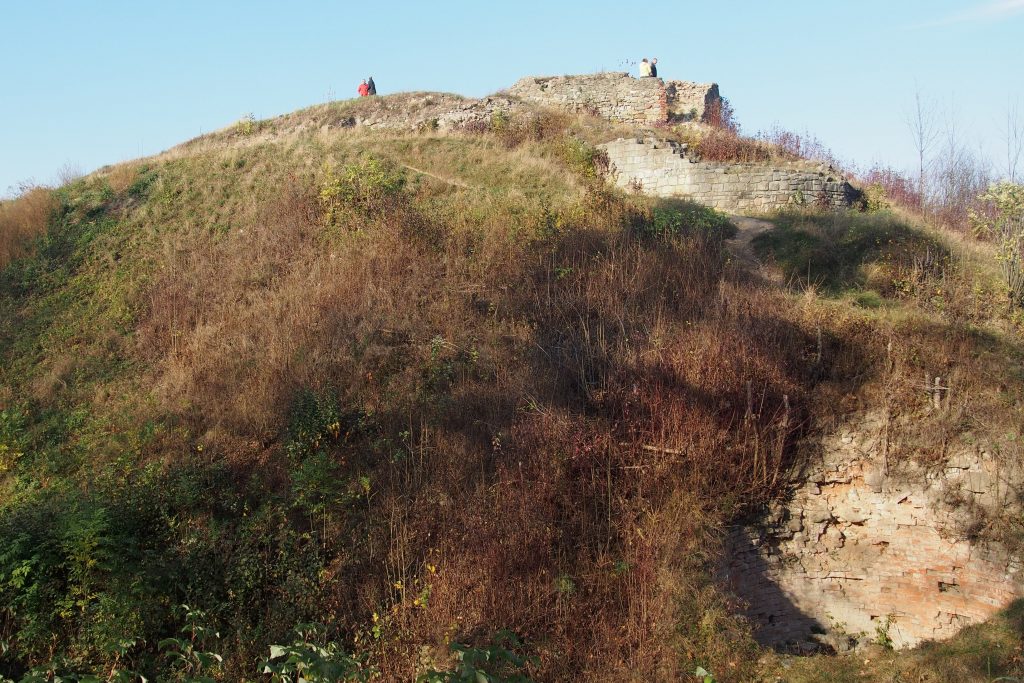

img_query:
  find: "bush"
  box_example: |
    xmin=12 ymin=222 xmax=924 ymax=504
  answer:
xmin=704 ymin=97 xmax=737 ymax=132
xmin=860 ymin=165 xmax=922 ymax=210
xmin=695 ymin=129 xmax=771 ymax=163
xmin=756 ymin=125 xmax=839 ymax=166
xmin=556 ymin=138 xmax=609 ymax=180
xmin=971 ymin=182 xmax=1024 ymax=307
xmin=319 ymin=156 xmax=406 ymax=224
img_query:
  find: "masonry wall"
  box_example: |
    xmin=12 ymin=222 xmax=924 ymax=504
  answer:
xmin=601 ymin=137 xmax=859 ymax=211
xmin=724 ymin=413 xmax=1024 ymax=649
xmin=666 ymin=81 xmax=721 ymax=122
xmin=508 ymin=73 xmax=667 ymax=125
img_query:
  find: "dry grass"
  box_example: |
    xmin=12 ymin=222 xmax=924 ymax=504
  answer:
xmin=104 ymin=162 xmax=140 ymax=194
xmin=0 ymin=184 xmax=56 ymax=269
xmin=2 ymin=97 xmax=1023 ymax=682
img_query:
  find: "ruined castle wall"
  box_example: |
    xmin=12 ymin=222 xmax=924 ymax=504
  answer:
xmin=666 ymin=81 xmax=721 ymax=122
xmin=507 ymin=73 xmax=722 ymax=125
xmin=724 ymin=413 xmax=1024 ymax=649
xmin=507 ymin=72 xmax=668 ymax=125
xmin=601 ymin=137 xmax=858 ymax=211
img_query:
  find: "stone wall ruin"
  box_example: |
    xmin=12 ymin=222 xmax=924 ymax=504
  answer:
xmin=600 ymin=137 xmax=860 ymax=211
xmin=507 ymin=72 xmax=721 ymax=125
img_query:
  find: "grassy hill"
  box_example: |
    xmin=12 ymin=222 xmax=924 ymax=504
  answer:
xmin=1 ymin=94 xmax=1023 ymax=682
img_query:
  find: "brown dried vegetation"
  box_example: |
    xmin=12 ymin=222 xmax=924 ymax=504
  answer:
xmin=1 ymin=106 xmax=1023 ymax=682
xmin=0 ymin=184 xmax=56 ymax=269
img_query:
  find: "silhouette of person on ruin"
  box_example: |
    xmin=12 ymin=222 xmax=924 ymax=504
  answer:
xmin=358 ymin=79 xmax=370 ymax=97
xmin=639 ymin=58 xmax=652 ymax=78
xmin=650 ymin=58 xmax=658 ymax=78
xmin=367 ymin=77 xmax=377 ymax=96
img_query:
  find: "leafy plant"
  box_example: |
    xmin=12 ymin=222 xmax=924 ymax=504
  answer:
xmin=259 ymin=623 xmax=370 ymax=682
xmin=874 ymin=614 xmax=896 ymax=650
xmin=158 ymin=605 xmax=222 ymax=682
xmin=971 ymin=182 xmax=1024 ymax=308
xmin=236 ymin=113 xmax=258 ymax=136
xmin=694 ymin=666 xmax=716 ymax=683
xmin=418 ymin=631 xmax=537 ymax=683
xmin=285 ymin=389 xmax=342 ymax=462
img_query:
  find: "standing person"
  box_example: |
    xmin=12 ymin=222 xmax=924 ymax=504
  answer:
xmin=358 ymin=79 xmax=370 ymax=97
xmin=367 ymin=76 xmax=376 ymax=96
xmin=639 ymin=58 xmax=651 ymax=77
xmin=650 ymin=58 xmax=658 ymax=78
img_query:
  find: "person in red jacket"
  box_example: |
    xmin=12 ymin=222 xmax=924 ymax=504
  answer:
xmin=358 ymin=79 xmax=370 ymax=97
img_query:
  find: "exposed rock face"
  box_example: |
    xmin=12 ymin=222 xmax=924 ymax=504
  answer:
xmin=600 ymin=137 xmax=859 ymax=211
xmin=724 ymin=413 xmax=1024 ymax=649
xmin=506 ymin=72 xmax=721 ymax=125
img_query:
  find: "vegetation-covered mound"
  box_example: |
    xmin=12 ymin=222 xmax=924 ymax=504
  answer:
xmin=1 ymin=98 xmax=1023 ymax=682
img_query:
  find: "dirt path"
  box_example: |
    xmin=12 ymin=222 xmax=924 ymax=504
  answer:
xmin=400 ymin=163 xmax=471 ymax=189
xmin=726 ymin=214 xmax=782 ymax=282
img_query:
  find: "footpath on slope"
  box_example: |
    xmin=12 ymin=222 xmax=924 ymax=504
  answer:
xmin=725 ymin=214 xmax=783 ymax=283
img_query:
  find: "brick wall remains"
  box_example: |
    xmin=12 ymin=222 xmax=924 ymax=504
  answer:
xmin=601 ymin=137 xmax=859 ymax=211
xmin=723 ymin=412 xmax=1024 ymax=650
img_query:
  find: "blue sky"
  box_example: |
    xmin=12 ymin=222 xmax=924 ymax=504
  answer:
xmin=2 ymin=0 xmax=1022 ymax=196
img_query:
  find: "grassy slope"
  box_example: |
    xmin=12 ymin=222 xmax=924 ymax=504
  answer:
xmin=0 ymin=99 xmax=1023 ymax=682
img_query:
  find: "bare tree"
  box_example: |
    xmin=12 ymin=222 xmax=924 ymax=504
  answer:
xmin=931 ymin=104 xmax=992 ymax=229
xmin=1005 ymin=98 xmax=1023 ymax=182
xmin=905 ymin=88 xmax=940 ymax=208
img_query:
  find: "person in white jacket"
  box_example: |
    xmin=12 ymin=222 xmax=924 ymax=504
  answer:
xmin=639 ymin=58 xmax=652 ymax=77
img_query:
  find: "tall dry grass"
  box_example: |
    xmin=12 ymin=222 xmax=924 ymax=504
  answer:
xmin=128 ymin=142 xmax=839 ymax=679
xmin=0 ymin=185 xmax=56 ymax=269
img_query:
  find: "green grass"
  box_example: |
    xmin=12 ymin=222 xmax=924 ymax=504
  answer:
xmin=753 ymin=209 xmax=949 ymax=295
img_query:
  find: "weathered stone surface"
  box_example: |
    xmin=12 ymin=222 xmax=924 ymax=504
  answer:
xmin=506 ymin=72 xmax=721 ymax=125
xmin=723 ymin=412 xmax=1024 ymax=649
xmin=600 ymin=137 xmax=860 ymax=211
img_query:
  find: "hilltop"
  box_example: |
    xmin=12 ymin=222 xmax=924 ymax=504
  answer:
xmin=1 ymin=75 xmax=1023 ymax=682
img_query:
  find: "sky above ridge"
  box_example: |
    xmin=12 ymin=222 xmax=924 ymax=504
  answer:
xmin=1 ymin=0 xmax=1022 ymax=195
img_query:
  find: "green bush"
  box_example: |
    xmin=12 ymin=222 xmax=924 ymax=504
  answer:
xmin=556 ymin=138 xmax=609 ymax=180
xmin=260 ymin=623 xmax=370 ymax=682
xmin=319 ymin=157 xmax=406 ymax=224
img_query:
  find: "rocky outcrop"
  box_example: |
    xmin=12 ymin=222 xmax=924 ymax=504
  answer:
xmin=724 ymin=413 xmax=1024 ymax=649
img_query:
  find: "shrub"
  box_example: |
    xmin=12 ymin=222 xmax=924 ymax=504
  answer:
xmin=236 ymin=113 xmax=258 ymax=136
xmin=860 ymin=165 xmax=922 ymax=210
xmin=703 ymin=97 xmax=737 ymax=132
xmin=556 ymin=138 xmax=609 ymax=180
xmin=756 ymin=125 xmax=839 ymax=166
xmin=971 ymin=182 xmax=1024 ymax=307
xmin=319 ymin=156 xmax=406 ymax=224
xmin=418 ymin=631 xmax=537 ymax=683
xmin=695 ymin=129 xmax=771 ymax=163
xmin=260 ymin=623 xmax=370 ymax=682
